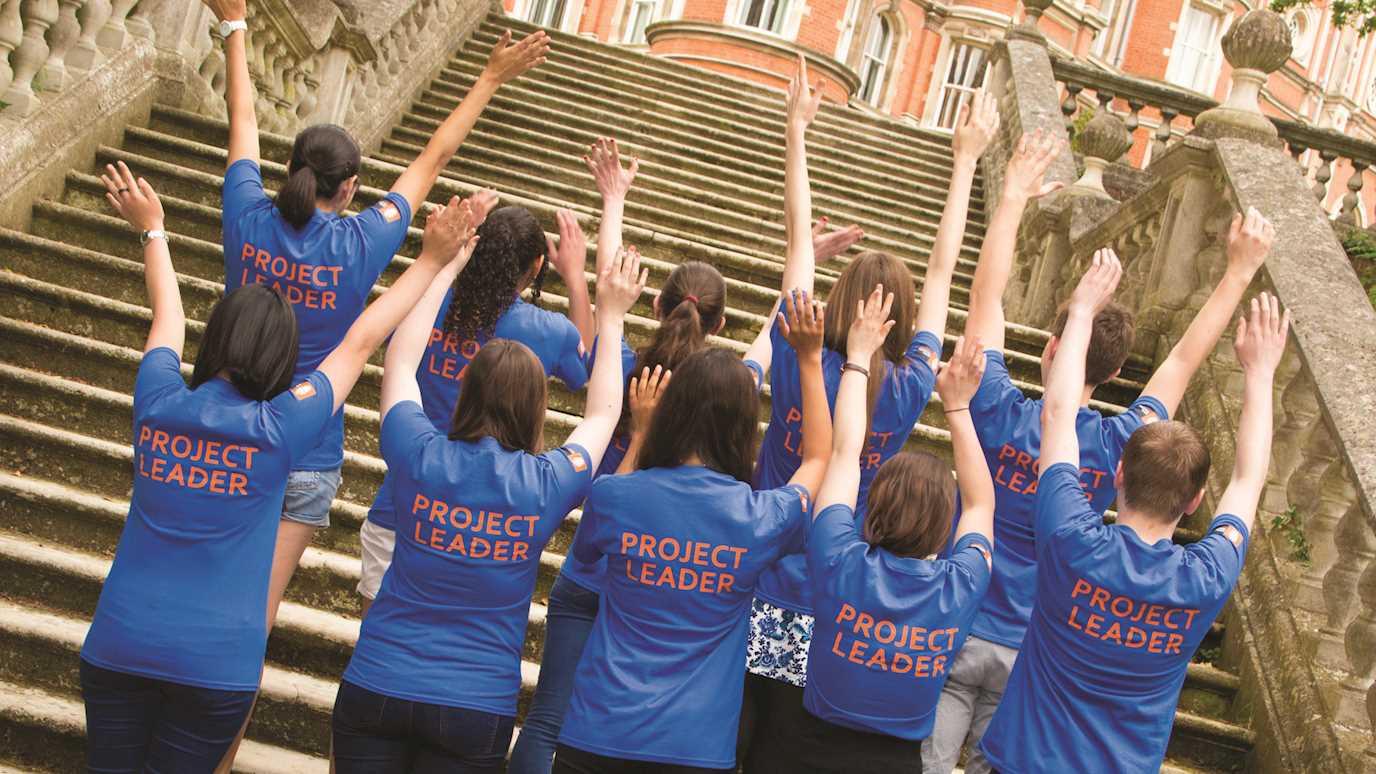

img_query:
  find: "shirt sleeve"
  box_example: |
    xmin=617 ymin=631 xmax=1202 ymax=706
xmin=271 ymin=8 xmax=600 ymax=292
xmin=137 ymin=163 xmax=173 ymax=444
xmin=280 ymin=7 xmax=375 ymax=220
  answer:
xmin=768 ymin=314 xmax=796 ymax=384
xmin=221 ymin=159 xmax=268 ymax=233
xmin=743 ymin=359 xmax=765 ymax=391
xmin=948 ymin=532 xmax=995 ymax=590
xmin=1186 ymin=514 xmax=1251 ymax=598
xmin=571 ymin=486 xmax=607 ymax=565
xmin=268 ymin=371 xmax=338 ymax=462
xmin=379 ymin=400 xmax=439 ymax=481
xmin=1035 ymin=462 xmax=1102 ymax=540
xmin=886 ymin=329 xmax=942 ymax=411
xmin=554 ymin=320 xmax=595 ymax=391
xmin=806 ymin=504 xmax=862 ymax=577
xmin=767 ymin=483 xmax=812 ymax=555
xmin=969 ymin=350 xmax=1024 ymax=416
xmin=1103 ymin=394 xmax=1170 ymax=459
xmin=540 ymin=443 xmax=596 ymax=520
xmin=132 ymin=347 xmax=186 ymax=419
xmin=351 ymin=193 xmax=413 ymax=277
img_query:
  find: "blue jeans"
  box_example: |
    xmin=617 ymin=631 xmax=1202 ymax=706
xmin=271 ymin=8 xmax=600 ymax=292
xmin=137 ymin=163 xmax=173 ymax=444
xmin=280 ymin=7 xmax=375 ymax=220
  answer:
xmin=80 ymin=658 xmax=256 ymax=773
xmin=507 ymin=573 xmax=601 ymax=774
xmin=331 ymin=679 xmax=514 ymax=773
xmin=282 ymin=467 xmax=342 ymax=528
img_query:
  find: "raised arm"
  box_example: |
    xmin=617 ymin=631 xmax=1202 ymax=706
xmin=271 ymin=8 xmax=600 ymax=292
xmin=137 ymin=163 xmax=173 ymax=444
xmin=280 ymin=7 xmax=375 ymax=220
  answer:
xmin=781 ymin=290 xmax=833 ymax=498
xmin=915 ymin=91 xmax=998 ymax=337
xmin=1140 ymin=207 xmax=1274 ymax=416
xmin=1040 ymin=250 xmax=1123 ymax=472
xmin=816 ymin=286 xmax=894 ymax=512
xmin=202 ymin=0 xmax=258 ymax=166
xmin=389 ymin=30 xmax=548 ymax=211
xmin=102 ymin=162 xmax=183 ymax=356
xmin=742 ymin=296 xmax=782 ymax=378
xmin=615 ymin=365 xmax=671 ymax=474
xmin=941 ymin=336 xmax=993 ymax=544
xmin=781 ymin=54 xmax=823 ymax=297
xmin=548 ymin=209 xmax=594 ymax=349
xmin=319 ymin=199 xmax=475 ymax=413
xmin=811 ymin=217 xmax=865 ymax=263
xmin=380 ymin=200 xmax=480 ymax=419
xmin=565 ymin=248 xmax=647 ymax=471
xmin=962 ymin=131 xmax=1065 ymax=352
xmin=584 ymin=138 xmax=639 ymax=275
xmin=1214 ymin=293 xmax=1288 ymax=532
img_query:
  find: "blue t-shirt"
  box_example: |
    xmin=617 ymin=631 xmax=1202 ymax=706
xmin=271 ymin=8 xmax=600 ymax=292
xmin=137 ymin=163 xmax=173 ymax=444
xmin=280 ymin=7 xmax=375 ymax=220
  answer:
xmin=754 ymin=322 xmax=941 ymax=615
xmin=563 ymin=351 xmax=767 ymax=593
xmin=81 ymin=348 xmax=335 ymax=690
xmin=365 ymin=291 xmax=589 ymax=530
xmin=804 ymin=505 xmax=991 ymax=741
xmin=344 ymin=401 xmax=592 ymax=714
xmin=966 ymin=351 xmax=1168 ymax=649
xmin=221 ymin=159 xmax=411 ymax=471
xmin=559 ymin=467 xmax=812 ymax=768
xmin=980 ymin=463 xmax=1250 ymax=773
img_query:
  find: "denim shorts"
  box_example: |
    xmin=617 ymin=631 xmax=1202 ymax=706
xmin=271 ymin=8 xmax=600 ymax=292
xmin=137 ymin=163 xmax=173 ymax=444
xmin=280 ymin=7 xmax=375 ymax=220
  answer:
xmin=282 ymin=468 xmax=342 ymax=528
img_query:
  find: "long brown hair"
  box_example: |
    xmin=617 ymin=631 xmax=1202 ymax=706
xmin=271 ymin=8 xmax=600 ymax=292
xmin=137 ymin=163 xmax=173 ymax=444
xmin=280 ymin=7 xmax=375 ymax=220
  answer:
xmin=636 ymin=348 xmax=758 ymax=483
xmin=448 ymin=339 xmax=547 ymax=453
xmin=618 ymin=262 xmax=727 ymax=435
xmin=823 ymin=251 xmax=917 ymax=430
xmin=863 ymin=452 xmax=956 ymax=559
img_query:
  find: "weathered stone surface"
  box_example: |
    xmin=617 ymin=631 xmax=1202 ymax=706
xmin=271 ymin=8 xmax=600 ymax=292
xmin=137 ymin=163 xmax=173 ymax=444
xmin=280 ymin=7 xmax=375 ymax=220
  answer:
xmin=1220 ymin=9 xmax=1292 ymax=75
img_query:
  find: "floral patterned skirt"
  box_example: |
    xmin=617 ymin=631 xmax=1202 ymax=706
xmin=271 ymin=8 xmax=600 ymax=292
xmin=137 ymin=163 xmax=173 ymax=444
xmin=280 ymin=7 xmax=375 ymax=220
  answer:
xmin=744 ymin=598 xmax=815 ymax=688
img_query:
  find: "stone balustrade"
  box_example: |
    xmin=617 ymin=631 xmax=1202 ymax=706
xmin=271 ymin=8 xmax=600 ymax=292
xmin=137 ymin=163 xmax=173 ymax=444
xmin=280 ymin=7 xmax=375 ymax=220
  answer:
xmin=0 ymin=0 xmax=145 ymax=117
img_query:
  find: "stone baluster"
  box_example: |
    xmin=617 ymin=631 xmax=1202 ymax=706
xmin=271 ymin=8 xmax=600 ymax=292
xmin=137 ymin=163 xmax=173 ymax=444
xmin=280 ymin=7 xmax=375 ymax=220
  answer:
xmin=65 ymin=0 xmax=110 ymax=72
xmin=1313 ymin=150 xmax=1336 ymax=202
xmin=1336 ymin=160 xmax=1370 ymax=227
xmin=2 ymin=0 xmax=60 ymax=116
xmin=1011 ymin=0 xmax=1053 ymax=41
xmin=1069 ymin=109 xmax=1131 ymax=194
xmin=1151 ymin=106 xmax=1177 ymax=160
xmin=39 ymin=0 xmax=84 ymax=90
xmin=0 ymin=0 xmax=23 ymax=96
xmin=1060 ymin=81 xmax=1082 ymax=130
xmin=1124 ymin=98 xmax=1142 ymax=133
xmin=95 ymin=0 xmax=134 ymax=48
xmin=1193 ymin=9 xmax=1292 ymax=141
xmin=124 ymin=0 xmax=149 ymax=39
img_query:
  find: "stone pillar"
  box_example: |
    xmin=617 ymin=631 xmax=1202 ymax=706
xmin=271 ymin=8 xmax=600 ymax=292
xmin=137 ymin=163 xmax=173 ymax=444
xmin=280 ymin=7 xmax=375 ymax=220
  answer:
xmin=984 ymin=37 xmax=1077 ymax=203
xmin=1192 ymin=9 xmax=1291 ymax=143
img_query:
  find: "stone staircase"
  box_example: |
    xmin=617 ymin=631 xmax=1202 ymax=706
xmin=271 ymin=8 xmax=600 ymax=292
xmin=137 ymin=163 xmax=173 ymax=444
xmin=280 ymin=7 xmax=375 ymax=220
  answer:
xmin=0 ymin=13 xmax=1253 ymax=773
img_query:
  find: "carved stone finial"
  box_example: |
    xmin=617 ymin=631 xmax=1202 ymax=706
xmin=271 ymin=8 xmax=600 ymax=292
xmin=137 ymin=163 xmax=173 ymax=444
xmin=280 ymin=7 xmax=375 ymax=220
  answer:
xmin=1069 ymin=110 xmax=1131 ymax=196
xmin=1193 ymin=9 xmax=1292 ymax=144
xmin=1008 ymin=0 xmax=1053 ymax=43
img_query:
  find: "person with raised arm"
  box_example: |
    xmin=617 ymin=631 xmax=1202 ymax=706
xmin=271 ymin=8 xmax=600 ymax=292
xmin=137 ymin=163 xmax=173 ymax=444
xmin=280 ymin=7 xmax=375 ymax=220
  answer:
xmin=925 ymin=136 xmax=1275 ymax=772
xmin=77 ymin=165 xmax=474 ymax=772
xmin=554 ymin=292 xmax=832 ymax=773
xmin=332 ymin=243 xmax=645 ymax=771
xmin=741 ymin=59 xmax=998 ymax=752
xmin=201 ymin=0 xmax=550 ymax=638
xmin=978 ymin=254 xmax=1285 ymax=773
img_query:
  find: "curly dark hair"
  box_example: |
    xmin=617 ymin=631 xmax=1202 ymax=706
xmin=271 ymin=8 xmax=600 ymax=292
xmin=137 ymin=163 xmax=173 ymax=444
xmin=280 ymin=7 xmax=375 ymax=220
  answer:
xmin=443 ymin=206 xmax=549 ymax=341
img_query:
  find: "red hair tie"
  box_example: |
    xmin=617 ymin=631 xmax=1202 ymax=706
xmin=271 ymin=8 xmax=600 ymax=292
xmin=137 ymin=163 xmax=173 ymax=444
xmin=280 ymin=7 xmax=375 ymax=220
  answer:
xmin=684 ymin=295 xmax=700 ymax=305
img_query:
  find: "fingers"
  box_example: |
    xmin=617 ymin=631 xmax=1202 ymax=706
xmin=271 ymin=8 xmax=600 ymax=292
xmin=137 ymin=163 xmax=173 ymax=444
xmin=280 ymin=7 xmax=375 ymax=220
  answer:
xmin=879 ymin=290 xmax=895 ymax=322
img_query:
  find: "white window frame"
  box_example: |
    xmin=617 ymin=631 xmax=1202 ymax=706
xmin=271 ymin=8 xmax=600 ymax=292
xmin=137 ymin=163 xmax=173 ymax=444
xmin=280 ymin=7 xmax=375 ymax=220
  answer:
xmin=736 ymin=0 xmax=790 ymax=34
xmin=835 ymin=0 xmax=864 ymax=60
xmin=625 ymin=0 xmax=658 ymax=43
xmin=525 ymin=0 xmax=568 ymax=28
xmin=857 ymin=16 xmax=892 ymax=107
xmin=1165 ymin=4 xmax=1222 ymax=93
xmin=935 ymin=42 xmax=989 ymax=130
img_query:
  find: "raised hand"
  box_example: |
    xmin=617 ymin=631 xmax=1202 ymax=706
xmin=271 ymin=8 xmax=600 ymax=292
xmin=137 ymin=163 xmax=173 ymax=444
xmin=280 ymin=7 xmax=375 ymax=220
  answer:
xmin=422 ymin=196 xmax=477 ymax=268
xmin=469 ymin=189 xmax=499 ymax=229
xmin=951 ymin=90 xmax=1000 ymax=163
xmin=584 ymin=137 xmax=639 ymax=202
xmin=483 ymin=30 xmax=549 ymax=86
xmin=1234 ymin=292 xmax=1289 ymax=376
xmin=937 ymin=335 xmax=986 ymax=410
xmin=812 ymin=217 xmax=865 ymax=262
xmin=1003 ymin=129 xmax=1066 ymax=201
xmin=1226 ymin=206 xmax=1274 ymax=279
xmin=786 ymin=53 xmax=825 ymax=131
xmin=846 ymin=284 xmax=895 ymax=363
xmin=629 ymin=365 xmax=671 ymax=433
xmin=597 ymin=246 xmax=648 ymax=317
xmin=201 ymin=0 xmax=246 ymax=22
xmin=547 ymin=209 xmax=588 ymax=282
xmin=780 ymin=288 xmax=825 ymax=358
xmin=1068 ymin=248 xmax=1123 ymax=316
xmin=102 ymin=161 xmax=165 ymax=233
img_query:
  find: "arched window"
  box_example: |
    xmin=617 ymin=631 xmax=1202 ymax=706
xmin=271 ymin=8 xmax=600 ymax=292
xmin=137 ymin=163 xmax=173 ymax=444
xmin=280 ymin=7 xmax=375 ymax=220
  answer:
xmin=857 ymin=16 xmax=891 ymax=106
xmin=526 ymin=0 xmax=568 ymax=28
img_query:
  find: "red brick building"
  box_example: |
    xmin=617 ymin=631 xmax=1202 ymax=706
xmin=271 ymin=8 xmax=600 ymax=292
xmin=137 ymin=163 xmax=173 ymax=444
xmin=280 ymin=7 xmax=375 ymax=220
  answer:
xmin=504 ymin=0 xmax=1375 ymax=223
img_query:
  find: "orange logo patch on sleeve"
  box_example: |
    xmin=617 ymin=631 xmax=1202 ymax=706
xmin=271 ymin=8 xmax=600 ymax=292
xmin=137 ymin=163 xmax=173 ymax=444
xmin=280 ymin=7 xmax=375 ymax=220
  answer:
xmin=974 ymin=542 xmax=993 ymax=570
xmin=797 ymin=489 xmax=810 ymax=512
xmin=1137 ymin=405 xmax=1161 ymax=425
xmin=291 ymin=382 xmax=317 ymax=401
xmin=565 ymin=448 xmax=588 ymax=472
xmin=377 ymin=201 xmax=401 ymax=223
xmin=1216 ymin=524 xmax=1245 ymax=549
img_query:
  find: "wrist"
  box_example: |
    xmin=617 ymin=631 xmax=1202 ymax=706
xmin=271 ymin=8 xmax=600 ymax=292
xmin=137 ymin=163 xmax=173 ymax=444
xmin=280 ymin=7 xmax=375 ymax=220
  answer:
xmin=1222 ymin=262 xmax=1259 ymax=284
xmin=952 ymin=153 xmax=979 ymax=173
xmin=473 ymin=72 xmax=501 ymax=94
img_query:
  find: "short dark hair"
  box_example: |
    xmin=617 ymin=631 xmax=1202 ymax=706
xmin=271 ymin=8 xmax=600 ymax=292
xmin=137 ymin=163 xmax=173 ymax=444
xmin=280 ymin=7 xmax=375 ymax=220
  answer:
xmin=863 ymin=452 xmax=956 ymax=559
xmin=1050 ymin=301 xmax=1135 ymax=386
xmin=191 ymin=284 xmax=299 ymax=400
xmin=444 ymin=206 xmax=549 ymax=342
xmin=636 ymin=348 xmax=758 ymax=483
xmin=449 ymin=339 xmax=547 ymax=454
xmin=1120 ymin=421 xmax=1211 ymax=520
xmin=277 ymin=124 xmax=361 ymax=230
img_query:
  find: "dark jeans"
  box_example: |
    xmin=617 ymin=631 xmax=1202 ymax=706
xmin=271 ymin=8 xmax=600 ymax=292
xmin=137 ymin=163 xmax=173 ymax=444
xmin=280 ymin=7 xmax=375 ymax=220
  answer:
xmin=740 ymin=672 xmax=922 ymax=774
xmin=553 ymin=744 xmax=732 ymax=774
xmin=331 ymin=679 xmax=514 ymax=773
xmin=509 ymin=573 xmax=601 ymax=774
xmin=79 ymin=658 xmax=256 ymax=774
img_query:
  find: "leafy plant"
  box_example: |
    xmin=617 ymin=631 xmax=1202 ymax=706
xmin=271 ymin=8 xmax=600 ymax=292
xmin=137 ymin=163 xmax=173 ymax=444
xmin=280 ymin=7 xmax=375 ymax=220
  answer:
xmin=1195 ymin=645 xmax=1223 ymax=664
xmin=1069 ymin=107 xmax=1095 ymax=155
xmin=1270 ymin=507 xmax=1312 ymax=565
xmin=1271 ymin=0 xmax=1375 ymax=36
xmin=1342 ymin=230 xmax=1376 ymax=308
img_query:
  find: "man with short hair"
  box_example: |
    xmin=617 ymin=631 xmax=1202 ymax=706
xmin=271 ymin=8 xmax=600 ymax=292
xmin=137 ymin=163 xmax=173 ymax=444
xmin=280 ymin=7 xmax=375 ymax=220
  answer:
xmin=922 ymin=128 xmax=1276 ymax=773
xmin=978 ymin=251 xmax=1288 ymax=773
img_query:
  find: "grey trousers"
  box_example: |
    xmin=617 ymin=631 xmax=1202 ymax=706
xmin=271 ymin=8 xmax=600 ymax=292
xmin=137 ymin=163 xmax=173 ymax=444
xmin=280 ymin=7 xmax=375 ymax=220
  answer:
xmin=921 ymin=635 xmax=1019 ymax=774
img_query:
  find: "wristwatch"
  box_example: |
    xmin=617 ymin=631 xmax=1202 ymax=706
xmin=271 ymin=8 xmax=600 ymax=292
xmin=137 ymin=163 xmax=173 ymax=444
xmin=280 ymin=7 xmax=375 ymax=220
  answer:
xmin=140 ymin=229 xmax=167 ymax=246
xmin=219 ymin=18 xmax=248 ymax=38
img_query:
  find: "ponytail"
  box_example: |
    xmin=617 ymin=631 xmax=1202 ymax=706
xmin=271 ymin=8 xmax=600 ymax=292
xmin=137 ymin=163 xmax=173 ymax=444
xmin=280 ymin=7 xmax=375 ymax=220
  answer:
xmin=275 ymin=124 xmax=362 ymax=231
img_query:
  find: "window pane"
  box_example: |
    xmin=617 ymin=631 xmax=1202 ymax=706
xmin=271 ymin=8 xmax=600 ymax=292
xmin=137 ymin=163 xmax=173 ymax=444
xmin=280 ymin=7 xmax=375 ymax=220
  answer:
xmin=937 ymin=43 xmax=988 ymax=128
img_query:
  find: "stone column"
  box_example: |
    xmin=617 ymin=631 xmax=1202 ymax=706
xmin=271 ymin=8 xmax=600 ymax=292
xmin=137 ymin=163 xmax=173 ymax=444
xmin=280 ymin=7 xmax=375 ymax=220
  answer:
xmin=1192 ymin=9 xmax=1291 ymax=143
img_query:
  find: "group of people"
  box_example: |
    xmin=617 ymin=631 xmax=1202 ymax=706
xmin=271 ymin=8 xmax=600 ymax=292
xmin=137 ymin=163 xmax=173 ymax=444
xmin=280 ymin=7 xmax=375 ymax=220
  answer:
xmin=74 ymin=1 xmax=1289 ymax=772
